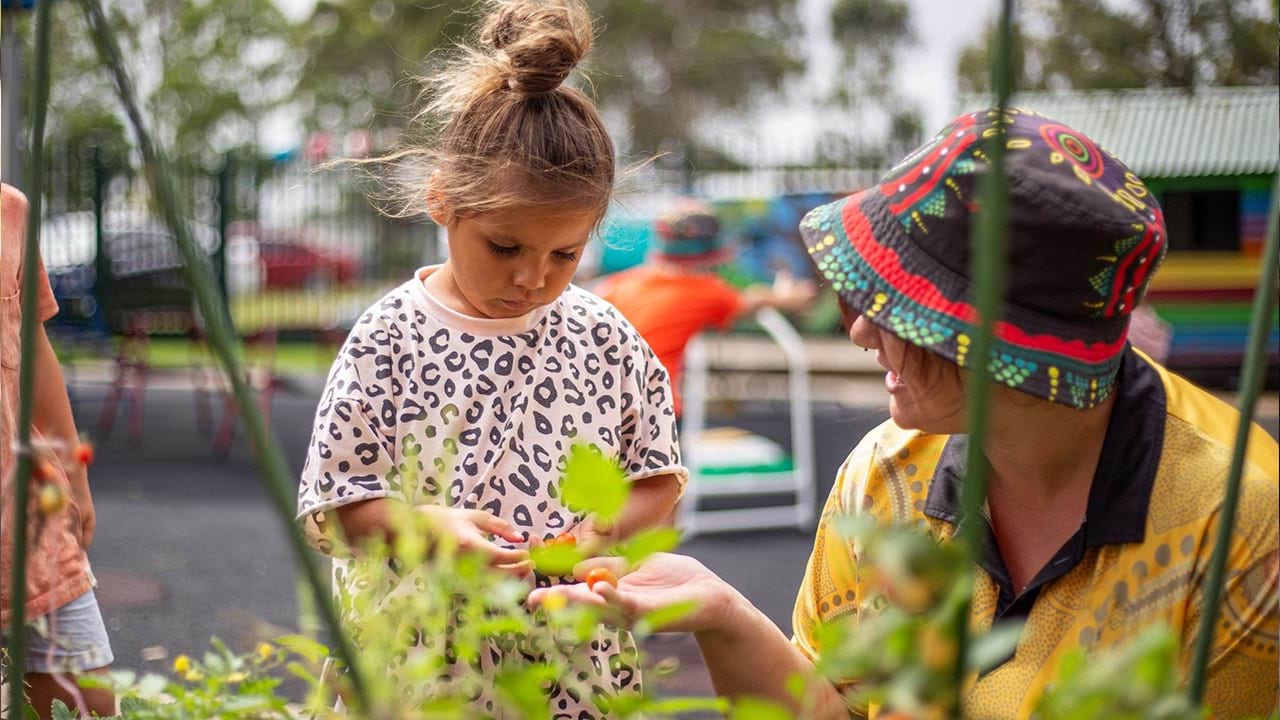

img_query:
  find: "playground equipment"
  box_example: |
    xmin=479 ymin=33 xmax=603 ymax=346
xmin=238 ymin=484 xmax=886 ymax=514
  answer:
xmin=678 ymin=307 xmax=816 ymax=536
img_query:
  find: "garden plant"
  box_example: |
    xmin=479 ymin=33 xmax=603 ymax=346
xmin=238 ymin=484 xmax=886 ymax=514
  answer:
xmin=5 ymin=0 xmax=1278 ymax=717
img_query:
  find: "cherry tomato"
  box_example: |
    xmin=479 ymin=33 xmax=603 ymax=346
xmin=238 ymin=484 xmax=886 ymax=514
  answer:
xmin=548 ymin=532 xmax=577 ymax=547
xmin=74 ymin=441 xmax=95 ymax=467
xmin=38 ymin=485 xmax=66 ymax=515
xmin=584 ymin=567 xmax=617 ymax=589
xmin=32 ymin=458 xmax=57 ymax=482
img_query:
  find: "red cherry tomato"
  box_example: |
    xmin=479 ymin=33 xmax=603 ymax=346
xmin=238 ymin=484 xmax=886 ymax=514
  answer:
xmin=74 ymin=442 xmax=95 ymax=467
xmin=584 ymin=567 xmax=617 ymax=589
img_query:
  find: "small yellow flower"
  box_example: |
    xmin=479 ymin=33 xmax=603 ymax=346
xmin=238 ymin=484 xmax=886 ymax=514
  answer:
xmin=255 ymin=642 xmax=274 ymax=662
xmin=172 ymin=655 xmax=191 ymax=674
xmin=226 ymin=671 xmax=248 ymax=683
xmin=541 ymin=592 xmax=568 ymax=612
xmin=183 ymin=669 xmax=204 ymax=682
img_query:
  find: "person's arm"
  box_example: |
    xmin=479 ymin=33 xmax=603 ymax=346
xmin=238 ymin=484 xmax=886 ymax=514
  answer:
xmin=527 ymin=553 xmax=849 ymax=718
xmin=30 ymin=324 xmax=96 ymax=547
xmin=738 ymin=270 xmax=817 ymax=316
xmin=696 ymin=585 xmax=849 ymax=718
xmin=570 ymin=472 xmax=682 ymax=550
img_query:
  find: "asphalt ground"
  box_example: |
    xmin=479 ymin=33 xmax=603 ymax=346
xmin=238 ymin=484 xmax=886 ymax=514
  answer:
xmin=58 ymin=373 xmax=1280 ymax=704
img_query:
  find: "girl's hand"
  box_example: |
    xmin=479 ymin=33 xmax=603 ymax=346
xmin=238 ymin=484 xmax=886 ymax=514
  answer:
xmin=418 ymin=505 xmax=532 ymax=576
xmin=566 ymin=514 xmax=615 ymax=555
xmin=526 ymin=553 xmax=740 ymax=635
xmin=65 ymin=464 xmax=97 ymax=549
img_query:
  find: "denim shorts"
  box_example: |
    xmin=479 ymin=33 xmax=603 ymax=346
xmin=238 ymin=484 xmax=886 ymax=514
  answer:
xmin=5 ymin=589 xmax=114 ymax=674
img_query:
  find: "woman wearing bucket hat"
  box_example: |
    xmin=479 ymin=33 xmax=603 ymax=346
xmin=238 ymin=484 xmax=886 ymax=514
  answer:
xmin=531 ymin=108 xmax=1279 ymax=718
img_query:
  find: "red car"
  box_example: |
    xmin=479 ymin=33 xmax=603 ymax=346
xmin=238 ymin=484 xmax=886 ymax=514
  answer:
xmin=256 ymin=238 xmax=361 ymax=289
xmin=227 ymin=222 xmax=362 ymax=291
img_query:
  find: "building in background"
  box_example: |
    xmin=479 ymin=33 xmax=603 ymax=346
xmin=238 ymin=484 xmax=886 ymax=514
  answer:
xmin=960 ymin=86 xmax=1279 ymax=385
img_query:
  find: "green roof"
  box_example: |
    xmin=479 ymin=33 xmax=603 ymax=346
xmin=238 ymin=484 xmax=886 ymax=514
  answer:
xmin=957 ymin=86 xmax=1279 ymax=179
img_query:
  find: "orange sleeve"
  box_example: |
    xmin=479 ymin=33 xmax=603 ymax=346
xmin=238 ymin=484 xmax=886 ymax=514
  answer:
xmin=705 ymin=276 xmax=746 ymax=329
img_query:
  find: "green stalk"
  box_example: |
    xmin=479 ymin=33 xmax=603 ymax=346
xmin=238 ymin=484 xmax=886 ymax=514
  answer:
xmin=73 ymin=0 xmax=372 ymax=712
xmin=951 ymin=0 xmax=1016 ymax=714
xmin=4 ymin=0 xmax=53 ymax=715
xmin=1186 ymin=179 xmax=1280 ymax=702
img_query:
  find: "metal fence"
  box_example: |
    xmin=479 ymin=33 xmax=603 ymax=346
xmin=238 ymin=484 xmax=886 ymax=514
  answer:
xmin=38 ymin=147 xmax=443 ymax=340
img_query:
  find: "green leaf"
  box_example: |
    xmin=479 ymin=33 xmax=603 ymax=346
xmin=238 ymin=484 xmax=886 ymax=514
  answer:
xmin=530 ymin=543 xmax=586 ymax=577
xmin=134 ymin=673 xmax=169 ymax=699
xmin=285 ymin=661 xmax=319 ymax=685
xmin=641 ymin=696 xmax=730 ymax=714
xmin=120 ymin=697 xmax=157 ymax=715
xmin=274 ymin=633 xmax=329 ymax=664
xmin=616 ymin=527 xmax=682 ymax=568
xmin=785 ymin=672 xmax=809 ymax=703
xmin=634 ymin=600 xmax=699 ymax=636
xmin=560 ymin=444 xmax=630 ymax=523
xmin=50 ymin=701 xmax=77 ymax=720
xmin=218 ymin=695 xmax=272 ymax=713
xmin=729 ymin=697 xmax=795 ymax=720
xmin=966 ymin=620 xmax=1025 ymax=673
xmin=495 ymin=665 xmax=558 ymax=720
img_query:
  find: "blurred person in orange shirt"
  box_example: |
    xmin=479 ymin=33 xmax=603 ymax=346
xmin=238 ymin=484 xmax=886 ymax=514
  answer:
xmin=597 ymin=199 xmax=815 ymax=414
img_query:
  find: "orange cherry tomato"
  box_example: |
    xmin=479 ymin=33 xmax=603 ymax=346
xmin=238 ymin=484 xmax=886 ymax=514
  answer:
xmin=548 ymin=532 xmax=577 ymax=547
xmin=74 ymin=442 xmax=95 ymax=467
xmin=584 ymin=567 xmax=617 ymax=589
xmin=32 ymin=458 xmax=57 ymax=482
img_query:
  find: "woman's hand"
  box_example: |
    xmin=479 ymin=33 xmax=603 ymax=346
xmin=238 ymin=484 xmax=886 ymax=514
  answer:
xmin=417 ymin=505 xmax=532 ymax=576
xmin=526 ymin=552 xmax=742 ymax=635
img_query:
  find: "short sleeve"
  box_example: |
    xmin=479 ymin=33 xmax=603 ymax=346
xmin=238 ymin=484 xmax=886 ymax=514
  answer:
xmin=296 ymin=332 xmax=401 ymax=555
xmin=791 ymin=439 xmax=878 ymax=691
xmin=704 ymin=276 xmax=745 ymax=329
xmin=1 ymin=184 xmax=58 ymax=321
xmin=616 ymin=321 xmax=688 ymax=489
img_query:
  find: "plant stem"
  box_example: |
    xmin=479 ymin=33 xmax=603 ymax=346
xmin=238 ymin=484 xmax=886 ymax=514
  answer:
xmin=1186 ymin=179 xmax=1280 ymax=702
xmin=4 ymin=0 xmax=54 ymax=714
xmin=72 ymin=0 xmax=371 ymax=712
xmin=951 ymin=0 xmax=1016 ymax=715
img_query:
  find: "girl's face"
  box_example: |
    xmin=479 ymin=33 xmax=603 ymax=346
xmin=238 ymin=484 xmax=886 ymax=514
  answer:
xmin=849 ymin=313 xmax=967 ymax=433
xmin=440 ymin=205 xmax=596 ymax=319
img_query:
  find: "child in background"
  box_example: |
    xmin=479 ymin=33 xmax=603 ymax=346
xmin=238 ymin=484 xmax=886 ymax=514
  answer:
xmin=596 ymin=199 xmax=816 ymax=414
xmin=1 ymin=184 xmax=114 ymax=719
xmin=295 ymin=1 xmax=685 ymax=715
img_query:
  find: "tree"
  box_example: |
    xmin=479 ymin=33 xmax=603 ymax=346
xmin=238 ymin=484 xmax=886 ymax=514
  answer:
xmin=826 ymin=0 xmax=921 ymax=163
xmin=292 ymin=0 xmax=806 ymax=158
xmin=957 ymin=0 xmax=1279 ymax=94
xmin=27 ymin=0 xmax=296 ymax=168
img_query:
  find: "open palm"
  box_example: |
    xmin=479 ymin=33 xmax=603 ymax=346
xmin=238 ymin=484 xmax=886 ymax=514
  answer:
xmin=528 ymin=552 xmax=735 ymax=634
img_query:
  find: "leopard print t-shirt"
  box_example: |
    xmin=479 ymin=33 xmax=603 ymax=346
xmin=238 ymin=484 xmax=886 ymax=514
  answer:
xmin=297 ymin=267 xmax=686 ymax=718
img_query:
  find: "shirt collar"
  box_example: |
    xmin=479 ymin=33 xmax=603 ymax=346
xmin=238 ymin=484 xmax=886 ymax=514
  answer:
xmin=923 ymin=347 xmax=1166 ymax=546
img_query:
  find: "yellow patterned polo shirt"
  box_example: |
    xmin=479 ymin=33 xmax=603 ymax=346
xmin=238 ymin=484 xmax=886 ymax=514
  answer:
xmin=792 ymin=349 xmax=1279 ymax=718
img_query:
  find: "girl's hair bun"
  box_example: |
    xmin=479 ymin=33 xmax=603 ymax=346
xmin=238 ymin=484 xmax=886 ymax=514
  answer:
xmin=481 ymin=0 xmax=592 ymax=95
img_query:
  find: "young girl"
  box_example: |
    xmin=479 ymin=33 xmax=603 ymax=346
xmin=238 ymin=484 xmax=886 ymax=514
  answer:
xmin=295 ymin=0 xmax=685 ymax=715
